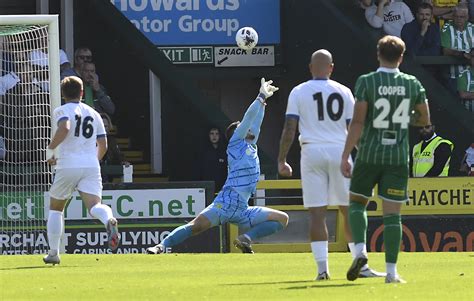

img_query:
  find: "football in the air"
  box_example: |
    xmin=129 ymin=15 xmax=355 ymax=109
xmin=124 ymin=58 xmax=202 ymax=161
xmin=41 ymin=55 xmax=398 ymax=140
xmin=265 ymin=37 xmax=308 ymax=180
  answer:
xmin=235 ymin=27 xmax=258 ymax=51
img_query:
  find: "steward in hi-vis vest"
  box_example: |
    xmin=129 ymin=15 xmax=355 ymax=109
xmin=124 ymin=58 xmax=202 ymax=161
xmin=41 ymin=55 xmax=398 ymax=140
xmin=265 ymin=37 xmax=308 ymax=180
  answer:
xmin=412 ymin=125 xmax=453 ymax=177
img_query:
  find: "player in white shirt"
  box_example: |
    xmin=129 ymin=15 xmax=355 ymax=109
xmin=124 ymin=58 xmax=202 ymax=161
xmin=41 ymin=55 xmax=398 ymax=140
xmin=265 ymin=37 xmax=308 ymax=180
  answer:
xmin=43 ymin=76 xmax=120 ymax=265
xmin=277 ymin=50 xmax=384 ymax=280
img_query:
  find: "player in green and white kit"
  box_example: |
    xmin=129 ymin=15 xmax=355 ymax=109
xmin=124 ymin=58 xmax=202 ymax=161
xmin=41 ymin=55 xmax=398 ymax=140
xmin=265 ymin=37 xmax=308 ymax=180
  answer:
xmin=340 ymin=36 xmax=431 ymax=284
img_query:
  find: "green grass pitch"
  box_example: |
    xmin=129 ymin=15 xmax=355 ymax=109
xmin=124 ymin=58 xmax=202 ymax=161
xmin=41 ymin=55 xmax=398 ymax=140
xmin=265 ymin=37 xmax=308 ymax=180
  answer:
xmin=0 ymin=252 xmax=473 ymax=300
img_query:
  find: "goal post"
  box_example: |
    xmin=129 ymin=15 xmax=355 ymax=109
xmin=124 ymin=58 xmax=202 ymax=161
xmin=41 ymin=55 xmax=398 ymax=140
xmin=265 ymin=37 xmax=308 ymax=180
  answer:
xmin=0 ymin=15 xmax=61 ymax=114
xmin=0 ymin=15 xmax=61 ymax=255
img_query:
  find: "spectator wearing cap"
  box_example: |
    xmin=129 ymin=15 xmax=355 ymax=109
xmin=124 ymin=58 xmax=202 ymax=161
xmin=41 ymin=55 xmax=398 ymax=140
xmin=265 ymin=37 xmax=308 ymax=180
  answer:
xmin=29 ymin=48 xmax=70 ymax=92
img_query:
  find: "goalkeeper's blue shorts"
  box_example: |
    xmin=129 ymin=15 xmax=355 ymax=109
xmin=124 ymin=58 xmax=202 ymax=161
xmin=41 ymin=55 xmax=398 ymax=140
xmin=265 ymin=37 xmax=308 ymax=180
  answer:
xmin=201 ymin=202 xmax=271 ymax=231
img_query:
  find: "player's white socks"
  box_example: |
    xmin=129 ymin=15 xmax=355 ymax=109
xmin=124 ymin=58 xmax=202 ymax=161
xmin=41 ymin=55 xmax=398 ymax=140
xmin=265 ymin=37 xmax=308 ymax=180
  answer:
xmin=47 ymin=210 xmax=63 ymax=255
xmin=386 ymin=263 xmax=397 ymax=276
xmin=352 ymin=242 xmax=367 ymax=258
xmin=311 ymin=241 xmax=329 ymax=274
xmin=348 ymin=242 xmax=369 ymax=270
xmin=89 ymin=203 xmax=113 ymax=226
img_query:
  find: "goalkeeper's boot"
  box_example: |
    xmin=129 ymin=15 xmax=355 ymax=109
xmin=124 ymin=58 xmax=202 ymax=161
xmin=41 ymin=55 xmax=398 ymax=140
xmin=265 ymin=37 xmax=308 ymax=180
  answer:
xmin=146 ymin=244 xmax=165 ymax=254
xmin=385 ymin=273 xmax=407 ymax=284
xmin=346 ymin=255 xmax=368 ymax=281
xmin=106 ymin=218 xmax=120 ymax=251
xmin=315 ymin=271 xmax=330 ymax=281
xmin=233 ymin=235 xmax=254 ymax=254
xmin=359 ymin=267 xmax=386 ymax=278
xmin=43 ymin=253 xmax=60 ymax=265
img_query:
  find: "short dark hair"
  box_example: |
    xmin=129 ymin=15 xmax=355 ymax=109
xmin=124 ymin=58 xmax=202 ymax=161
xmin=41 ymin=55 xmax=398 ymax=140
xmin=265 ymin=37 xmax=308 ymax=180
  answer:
xmin=377 ymin=35 xmax=406 ymax=64
xmin=417 ymin=2 xmax=433 ymax=12
xmin=61 ymin=76 xmax=83 ymax=100
xmin=225 ymin=121 xmax=240 ymax=140
xmin=74 ymin=47 xmax=91 ymax=57
xmin=208 ymin=126 xmax=220 ymax=134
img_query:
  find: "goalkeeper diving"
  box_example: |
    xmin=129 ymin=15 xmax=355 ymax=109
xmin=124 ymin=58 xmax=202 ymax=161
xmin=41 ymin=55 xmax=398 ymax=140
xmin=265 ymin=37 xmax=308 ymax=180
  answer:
xmin=147 ymin=78 xmax=288 ymax=254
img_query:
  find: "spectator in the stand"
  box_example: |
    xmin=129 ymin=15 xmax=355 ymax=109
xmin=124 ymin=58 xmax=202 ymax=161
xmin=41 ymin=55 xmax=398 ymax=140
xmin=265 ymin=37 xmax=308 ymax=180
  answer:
xmin=27 ymin=28 xmax=72 ymax=87
xmin=30 ymin=49 xmax=71 ymax=74
xmin=0 ymin=72 xmax=20 ymax=95
xmin=460 ymin=143 xmax=474 ymax=175
xmin=412 ymin=124 xmax=454 ymax=177
xmin=401 ymin=3 xmax=441 ymax=56
xmin=195 ymin=127 xmax=228 ymax=193
xmin=359 ymin=0 xmax=373 ymax=9
xmin=404 ymin=0 xmax=464 ymax=21
xmin=365 ymin=0 xmax=414 ymax=37
xmin=456 ymin=51 xmax=474 ymax=111
xmin=440 ymin=5 xmax=473 ymax=92
xmin=61 ymin=47 xmax=93 ymax=79
xmin=81 ymin=61 xmax=115 ymax=115
xmin=2 ymin=60 xmax=49 ymax=166
xmin=29 ymin=48 xmax=70 ymax=92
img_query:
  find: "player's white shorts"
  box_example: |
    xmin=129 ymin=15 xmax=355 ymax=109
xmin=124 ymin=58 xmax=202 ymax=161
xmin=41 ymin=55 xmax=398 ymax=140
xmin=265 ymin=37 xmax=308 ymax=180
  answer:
xmin=49 ymin=167 xmax=102 ymax=200
xmin=300 ymin=144 xmax=350 ymax=207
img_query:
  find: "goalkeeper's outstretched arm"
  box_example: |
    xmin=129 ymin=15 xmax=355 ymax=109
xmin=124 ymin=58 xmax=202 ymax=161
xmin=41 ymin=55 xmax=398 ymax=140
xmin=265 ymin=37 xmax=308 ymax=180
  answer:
xmin=231 ymin=78 xmax=279 ymax=143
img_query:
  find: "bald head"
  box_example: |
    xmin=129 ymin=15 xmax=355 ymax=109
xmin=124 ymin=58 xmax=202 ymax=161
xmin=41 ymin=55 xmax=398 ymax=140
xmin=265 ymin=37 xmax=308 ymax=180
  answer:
xmin=309 ymin=49 xmax=334 ymax=79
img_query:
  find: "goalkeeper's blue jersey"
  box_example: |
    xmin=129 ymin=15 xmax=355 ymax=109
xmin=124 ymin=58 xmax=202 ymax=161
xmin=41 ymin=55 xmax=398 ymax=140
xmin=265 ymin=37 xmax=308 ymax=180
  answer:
xmin=215 ymin=98 xmax=265 ymax=211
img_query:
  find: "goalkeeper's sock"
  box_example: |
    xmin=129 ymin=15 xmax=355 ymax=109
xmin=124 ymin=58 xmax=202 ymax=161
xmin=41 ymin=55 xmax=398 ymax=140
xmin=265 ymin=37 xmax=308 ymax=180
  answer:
xmin=47 ymin=210 xmax=63 ymax=255
xmin=349 ymin=202 xmax=368 ymax=245
xmin=311 ymin=241 xmax=329 ymax=274
xmin=89 ymin=203 xmax=113 ymax=226
xmin=161 ymin=224 xmax=193 ymax=249
xmin=245 ymin=221 xmax=283 ymax=241
xmin=383 ymin=214 xmax=402 ymax=264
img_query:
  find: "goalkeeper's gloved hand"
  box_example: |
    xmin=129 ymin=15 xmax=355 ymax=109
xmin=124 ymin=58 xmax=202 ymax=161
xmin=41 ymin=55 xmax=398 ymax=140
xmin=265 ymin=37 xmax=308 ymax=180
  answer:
xmin=259 ymin=77 xmax=279 ymax=99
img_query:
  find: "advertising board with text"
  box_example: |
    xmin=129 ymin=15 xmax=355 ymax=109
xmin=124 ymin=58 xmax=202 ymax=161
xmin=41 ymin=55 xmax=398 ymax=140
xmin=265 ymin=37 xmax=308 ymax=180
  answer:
xmin=367 ymin=177 xmax=474 ymax=215
xmin=367 ymin=215 xmax=474 ymax=252
xmin=0 ymin=224 xmax=222 ymax=255
xmin=60 ymin=189 xmax=206 ymax=220
xmin=0 ymin=188 xmax=206 ymax=221
xmin=111 ymin=0 xmax=280 ymax=45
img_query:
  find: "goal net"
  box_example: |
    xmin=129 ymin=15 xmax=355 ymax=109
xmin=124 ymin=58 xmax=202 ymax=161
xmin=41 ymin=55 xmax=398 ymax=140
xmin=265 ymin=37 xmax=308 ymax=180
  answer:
xmin=0 ymin=16 xmax=61 ymax=255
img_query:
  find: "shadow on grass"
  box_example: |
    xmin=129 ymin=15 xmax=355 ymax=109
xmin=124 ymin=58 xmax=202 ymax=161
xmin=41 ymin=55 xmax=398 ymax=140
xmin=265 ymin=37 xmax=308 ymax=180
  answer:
xmin=225 ymin=280 xmax=315 ymax=286
xmin=0 ymin=265 xmax=87 ymax=271
xmin=283 ymin=283 xmax=361 ymax=290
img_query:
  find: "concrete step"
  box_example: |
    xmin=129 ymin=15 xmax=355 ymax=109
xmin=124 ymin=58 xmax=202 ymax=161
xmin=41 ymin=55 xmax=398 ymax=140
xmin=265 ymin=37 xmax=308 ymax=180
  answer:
xmin=133 ymin=163 xmax=151 ymax=171
xmin=123 ymin=150 xmax=144 ymax=163
xmin=116 ymin=137 xmax=130 ymax=149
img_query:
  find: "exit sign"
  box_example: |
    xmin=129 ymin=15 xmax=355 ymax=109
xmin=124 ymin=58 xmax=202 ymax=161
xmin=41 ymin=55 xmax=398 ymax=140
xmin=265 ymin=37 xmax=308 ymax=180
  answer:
xmin=159 ymin=47 xmax=214 ymax=64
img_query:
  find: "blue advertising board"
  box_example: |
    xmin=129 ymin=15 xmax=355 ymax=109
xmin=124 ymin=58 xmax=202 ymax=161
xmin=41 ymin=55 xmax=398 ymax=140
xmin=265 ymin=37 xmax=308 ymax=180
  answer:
xmin=112 ymin=0 xmax=280 ymax=45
